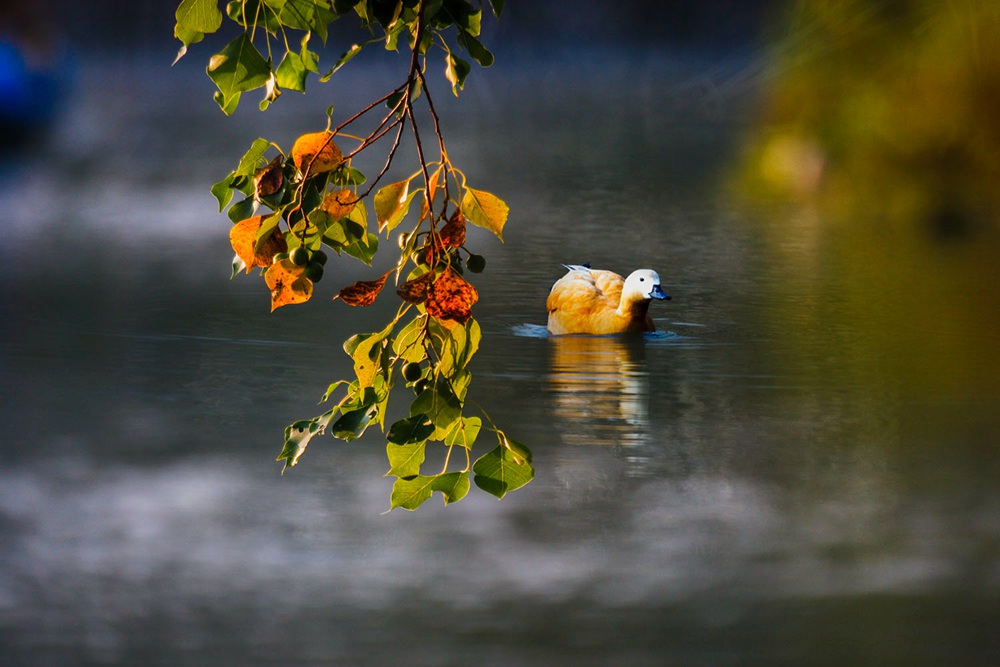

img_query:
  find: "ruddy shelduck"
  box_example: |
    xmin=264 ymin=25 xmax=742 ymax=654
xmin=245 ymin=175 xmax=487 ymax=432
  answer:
xmin=546 ymin=265 xmax=671 ymax=335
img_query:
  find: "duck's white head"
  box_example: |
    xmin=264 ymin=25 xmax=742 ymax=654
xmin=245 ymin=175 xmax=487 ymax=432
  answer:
xmin=622 ymin=269 xmax=670 ymax=303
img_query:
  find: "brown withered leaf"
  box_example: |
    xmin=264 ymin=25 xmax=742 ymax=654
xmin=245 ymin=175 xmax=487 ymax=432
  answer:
xmin=321 ymin=188 xmax=357 ymax=220
xmin=396 ymin=271 xmax=434 ymax=304
xmin=264 ymin=259 xmax=313 ymax=311
xmin=253 ymin=155 xmax=284 ymax=198
xmin=336 ymin=271 xmax=391 ymax=307
xmin=426 ymin=267 xmax=478 ymax=323
xmin=230 ymin=215 xmax=287 ymax=274
xmin=437 ymin=210 xmax=466 ymax=249
xmin=291 ymin=131 xmax=343 ymax=175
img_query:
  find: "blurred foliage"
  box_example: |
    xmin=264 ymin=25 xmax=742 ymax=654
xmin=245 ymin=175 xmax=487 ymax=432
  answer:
xmin=738 ymin=0 xmax=1000 ymax=406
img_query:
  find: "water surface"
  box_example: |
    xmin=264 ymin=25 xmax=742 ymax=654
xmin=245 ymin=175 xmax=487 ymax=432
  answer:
xmin=1 ymin=51 xmax=998 ymax=666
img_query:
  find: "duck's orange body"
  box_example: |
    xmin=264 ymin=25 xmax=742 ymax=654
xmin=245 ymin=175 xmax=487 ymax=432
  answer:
xmin=546 ymin=265 xmax=670 ymax=335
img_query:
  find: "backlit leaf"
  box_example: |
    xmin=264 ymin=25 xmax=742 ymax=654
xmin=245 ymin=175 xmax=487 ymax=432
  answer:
xmin=275 ymin=50 xmax=308 ymax=92
xmin=392 ymin=315 xmax=427 ymax=363
xmin=386 ymin=441 xmax=426 ymax=478
xmin=437 ymin=210 xmax=466 ymax=248
xmin=276 ymin=411 xmax=333 ymax=471
xmin=472 ymin=441 xmax=534 ymax=499
xmin=460 ymin=187 xmax=508 ymax=241
xmin=390 ymin=475 xmax=435 ymax=510
xmin=445 ymin=53 xmax=471 ymax=96
xmin=264 ymin=259 xmax=313 ymax=311
xmin=336 ymin=271 xmax=390 ymax=307
xmin=432 ymin=471 xmax=470 ymax=505
xmin=322 ymin=188 xmax=358 ymax=220
xmin=444 ymin=416 xmax=482 ymax=449
xmin=426 ymin=267 xmax=478 ymax=323
xmin=175 ymin=0 xmax=222 ymax=40
xmin=292 ymin=131 xmax=343 ymax=174
xmin=230 ymin=214 xmax=287 ymax=273
xmin=374 ymin=180 xmax=416 ymax=233
xmin=396 ymin=270 xmax=433 ymax=304
xmin=390 ymin=472 xmax=470 ymax=510
xmin=345 ymin=320 xmax=394 ymax=388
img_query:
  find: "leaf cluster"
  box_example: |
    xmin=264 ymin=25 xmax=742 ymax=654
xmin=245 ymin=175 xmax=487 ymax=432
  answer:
xmin=175 ymin=0 xmax=503 ymax=113
xmin=178 ymin=0 xmax=529 ymax=509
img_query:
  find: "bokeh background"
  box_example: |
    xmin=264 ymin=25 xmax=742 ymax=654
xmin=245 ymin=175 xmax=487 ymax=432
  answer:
xmin=2 ymin=1 xmax=998 ymax=665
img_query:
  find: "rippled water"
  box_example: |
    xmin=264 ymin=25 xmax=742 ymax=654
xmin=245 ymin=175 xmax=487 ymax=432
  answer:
xmin=1 ymin=52 xmax=998 ymax=666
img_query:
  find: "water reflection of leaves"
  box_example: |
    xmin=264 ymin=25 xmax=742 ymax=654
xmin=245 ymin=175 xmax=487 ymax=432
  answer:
xmin=547 ymin=335 xmax=650 ymax=447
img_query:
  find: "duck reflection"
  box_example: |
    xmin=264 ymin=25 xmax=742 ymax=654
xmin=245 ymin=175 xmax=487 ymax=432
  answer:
xmin=547 ymin=334 xmax=650 ymax=447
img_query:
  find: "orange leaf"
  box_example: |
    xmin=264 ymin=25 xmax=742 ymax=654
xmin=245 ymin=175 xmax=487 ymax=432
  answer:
xmin=426 ymin=267 xmax=478 ymax=323
xmin=321 ymin=188 xmax=357 ymax=220
xmin=291 ymin=131 xmax=343 ymax=175
xmin=264 ymin=259 xmax=313 ymax=311
xmin=336 ymin=271 xmax=391 ymax=307
xmin=396 ymin=271 xmax=434 ymax=304
xmin=230 ymin=215 xmax=287 ymax=274
xmin=437 ymin=210 xmax=466 ymax=249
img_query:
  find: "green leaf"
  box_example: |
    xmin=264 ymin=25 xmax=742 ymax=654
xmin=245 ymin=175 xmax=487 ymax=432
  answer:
xmin=253 ymin=211 xmax=283 ymax=251
xmin=445 ymin=53 xmax=471 ymax=96
xmin=390 ymin=475 xmax=435 ymax=510
xmin=275 ymin=50 xmax=308 ymax=92
xmin=457 ymin=31 xmax=494 ymax=67
xmin=392 ymin=316 xmax=427 ymax=364
xmin=345 ymin=320 xmax=395 ymax=388
xmin=461 ymin=186 xmax=508 ymax=241
xmin=390 ymin=472 xmax=470 ymax=510
xmin=207 ymin=33 xmax=272 ymax=114
xmin=211 ymin=172 xmax=235 ymax=211
xmin=432 ymin=471 xmax=470 ymax=504
xmin=330 ymin=405 xmax=376 ymax=441
xmin=410 ymin=379 xmax=462 ymax=439
xmin=228 ymin=197 xmax=256 ymax=223
xmin=427 ymin=316 xmax=480 ymax=376
xmin=472 ymin=440 xmax=534 ymax=499
xmin=488 ymin=0 xmax=504 ymax=18
xmin=386 ymin=441 xmax=426 ymax=478
xmin=175 ymin=0 xmax=222 ymax=40
xmin=265 ymin=0 xmax=316 ymax=30
xmin=444 ymin=416 xmax=481 ymax=449
xmin=236 ymin=138 xmax=271 ymax=178
xmin=387 ymin=414 xmax=435 ymax=445
xmin=320 ymin=42 xmax=366 ymax=82
xmin=276 ymin=410 xmax=334 ymax=471
xmin=343 ymin=232 xmax=379 ymax=265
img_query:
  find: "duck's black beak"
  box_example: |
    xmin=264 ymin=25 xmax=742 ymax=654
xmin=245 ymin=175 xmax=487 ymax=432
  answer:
xmin=650 ymin=285 xmax=670 ymax=300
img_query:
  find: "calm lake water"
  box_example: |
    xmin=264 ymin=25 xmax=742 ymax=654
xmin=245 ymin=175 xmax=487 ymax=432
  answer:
xmin=1 ymin=48 xmax=998 ymax=666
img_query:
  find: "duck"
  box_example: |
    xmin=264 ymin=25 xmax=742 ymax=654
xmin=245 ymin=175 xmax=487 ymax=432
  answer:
xmin=546 ymin=265 xmax=671 ymax=335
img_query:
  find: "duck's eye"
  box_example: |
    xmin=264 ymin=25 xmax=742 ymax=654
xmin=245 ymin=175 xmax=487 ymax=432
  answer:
xmin=639 ymin=277 xmax=645 ymax=282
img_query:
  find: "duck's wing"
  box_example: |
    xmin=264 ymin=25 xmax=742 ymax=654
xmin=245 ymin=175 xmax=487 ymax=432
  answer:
xmin=546 ymin=268 xmax=625 ymax=334
xmin=589 ymin=270 xmax=624 ymax=305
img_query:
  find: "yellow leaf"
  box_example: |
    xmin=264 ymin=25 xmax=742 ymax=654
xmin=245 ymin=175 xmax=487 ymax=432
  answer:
xmin=264 ymin=259 xmax=313 ymax=311
xmin=230 ymin=214 xmax=287 ymax=274
xmin=374 ymin=180 xmax=414 ymax=234
xmin=321 ymin=188 xmax=357 ymax=220
xmin=291 ymin=131 xmax=343 ymax=175
xmin=461 ymin=187 xmax=508 ymax=241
